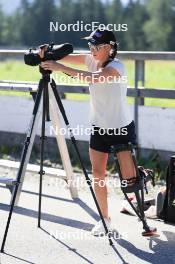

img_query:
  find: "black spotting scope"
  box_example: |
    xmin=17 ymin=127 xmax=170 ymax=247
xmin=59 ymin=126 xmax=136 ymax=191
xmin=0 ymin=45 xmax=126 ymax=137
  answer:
xmin=24 ymin=43 xmax=73 ymax=66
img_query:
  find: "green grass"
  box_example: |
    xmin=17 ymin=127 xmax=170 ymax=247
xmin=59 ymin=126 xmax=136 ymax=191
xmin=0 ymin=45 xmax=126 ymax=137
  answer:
xmin=0 ymin=90 xmax=31 ymax=97
xmin=0 ymin=60 xmax=175 ymax=107
xmin=0 ymin=60 xmax=40 ymax=82
xmin=124 ymin=60 xmax=175 ymax=89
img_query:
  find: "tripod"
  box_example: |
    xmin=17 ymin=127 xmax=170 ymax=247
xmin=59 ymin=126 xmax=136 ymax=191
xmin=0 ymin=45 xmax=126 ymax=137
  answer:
xmin=1 ymin=68 xmax=113 ymax=253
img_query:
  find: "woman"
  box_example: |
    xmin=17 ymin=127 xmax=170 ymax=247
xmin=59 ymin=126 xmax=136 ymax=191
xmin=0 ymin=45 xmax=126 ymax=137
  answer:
xmin=41 ymin=28 xmax=136 ymax=236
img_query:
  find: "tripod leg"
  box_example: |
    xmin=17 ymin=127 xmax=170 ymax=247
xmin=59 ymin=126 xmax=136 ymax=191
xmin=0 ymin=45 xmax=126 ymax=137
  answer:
xmin=48 ymin=88 xmax=78 ymax=199
xmin=1 ymin=81 xmax=44 ymax=253
xmin=38 ymin=84 xmax=48 ymax=228
xmin=50 ymin=80 xmax=113 ymax=246
xmin=12 ymin=82 xmax=44 ymax=206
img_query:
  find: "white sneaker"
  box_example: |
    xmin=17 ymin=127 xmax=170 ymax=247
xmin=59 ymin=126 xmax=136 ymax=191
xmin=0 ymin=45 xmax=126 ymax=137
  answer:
xmin=91 ymin=218 xmax=113 ymax=236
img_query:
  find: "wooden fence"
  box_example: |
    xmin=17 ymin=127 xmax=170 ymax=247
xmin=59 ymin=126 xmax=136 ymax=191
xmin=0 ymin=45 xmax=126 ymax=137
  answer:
xmin=0 ymin=50 xmax=175 ymax=145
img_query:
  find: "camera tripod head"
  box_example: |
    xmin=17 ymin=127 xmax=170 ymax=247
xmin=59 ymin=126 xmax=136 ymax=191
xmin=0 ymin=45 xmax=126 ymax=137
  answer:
xmin=39 ymin=65 xmax=52 ymax=77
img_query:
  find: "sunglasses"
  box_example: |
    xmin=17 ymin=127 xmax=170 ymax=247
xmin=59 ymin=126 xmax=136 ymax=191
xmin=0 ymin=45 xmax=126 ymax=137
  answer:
xmin=88 ymin=43 xmax=108 ymax=52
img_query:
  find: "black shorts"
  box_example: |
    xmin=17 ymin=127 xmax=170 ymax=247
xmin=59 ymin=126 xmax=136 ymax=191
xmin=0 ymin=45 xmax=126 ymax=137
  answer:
xmin=89 ymin=121 xmax=136 ymax=153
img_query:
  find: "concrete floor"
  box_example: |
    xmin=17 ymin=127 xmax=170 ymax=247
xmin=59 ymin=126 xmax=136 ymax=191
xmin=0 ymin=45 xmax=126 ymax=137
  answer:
xmin=0 ymin=169 xmax=174 ymax=264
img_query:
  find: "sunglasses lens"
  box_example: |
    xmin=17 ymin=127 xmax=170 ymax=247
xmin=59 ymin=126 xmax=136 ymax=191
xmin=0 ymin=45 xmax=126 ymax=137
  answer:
xmin=88 ymin=43 xmax=106 ymax=52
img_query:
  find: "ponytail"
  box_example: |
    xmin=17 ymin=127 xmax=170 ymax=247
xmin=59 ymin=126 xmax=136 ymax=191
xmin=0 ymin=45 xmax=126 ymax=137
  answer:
xmin=102 ymin=42 xmax=118 ymax=68
xmin=109 ymin=42 xmax=118 ymax=59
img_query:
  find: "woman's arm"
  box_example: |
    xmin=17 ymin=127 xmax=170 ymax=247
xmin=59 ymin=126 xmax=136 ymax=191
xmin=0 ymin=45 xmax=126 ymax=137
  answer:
xmin=41 ymin=61 xmax=120 ymax=83
xmin=59 ymin=54 xmax=86 ymax=65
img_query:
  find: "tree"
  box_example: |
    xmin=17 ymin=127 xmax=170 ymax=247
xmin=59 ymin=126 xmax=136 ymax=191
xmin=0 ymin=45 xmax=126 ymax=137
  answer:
xmin=19 ymin=0 xmax=36 ymax=46
xmin=143 ymin=0 xmax=172 ymax=50
xmin=0 ymin=4 xmax=6 ymax=45
xmin=105 ymin=0 xmax=125 ymax=50
xmin=54 ymin=0 xmax=107 ymax=47
xmin=54 ymin=0 xmax=78 ymax=44
xmin=166 ymin=0 xmax=175 ymax=51
xmin=123 ymin=0 xmax=148 ymax=50
xmin=77 ymin=0 xmax=107 ymax=47
xmin=0 ymin=0 xmax=174 ymax=51
xmin=19 ymin=0 xmax=56 ymax=46
xmin=2 ymin=12 xmax=21 ymax=46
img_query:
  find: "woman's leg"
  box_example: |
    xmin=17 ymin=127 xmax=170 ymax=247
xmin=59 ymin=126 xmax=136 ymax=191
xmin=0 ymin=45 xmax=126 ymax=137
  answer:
xmin=89 ymin=148 xmax=109 ymax=219
xmin=116 ymin=150 xmax=136 ymax=180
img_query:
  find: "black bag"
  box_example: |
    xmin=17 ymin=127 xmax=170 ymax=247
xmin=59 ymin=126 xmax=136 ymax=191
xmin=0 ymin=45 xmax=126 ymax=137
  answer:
xmin=160 ymin=156 xmax=175 ymax=223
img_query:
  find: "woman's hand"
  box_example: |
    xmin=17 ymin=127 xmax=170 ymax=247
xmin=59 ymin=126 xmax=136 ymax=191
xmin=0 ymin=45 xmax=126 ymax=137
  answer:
xmin=38 ymin=45 xmax=48 ymax=58
xmin=41 ymin=61 xmax=63 ymax=71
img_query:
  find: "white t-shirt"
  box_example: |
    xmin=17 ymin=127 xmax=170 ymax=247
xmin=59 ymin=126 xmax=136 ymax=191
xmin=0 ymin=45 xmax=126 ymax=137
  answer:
xmin=85 ymin=54 xmax=132 ymax=129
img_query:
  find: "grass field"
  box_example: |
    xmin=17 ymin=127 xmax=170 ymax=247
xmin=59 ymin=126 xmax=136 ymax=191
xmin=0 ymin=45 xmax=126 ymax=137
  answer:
xmin=0 ymin=60 xmax=175 ymax=107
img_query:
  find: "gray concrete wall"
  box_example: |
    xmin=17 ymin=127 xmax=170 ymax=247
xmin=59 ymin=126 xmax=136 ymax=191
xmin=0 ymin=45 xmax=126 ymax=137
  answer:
xmin=0 ymin=96 xmax=175 ymax=163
